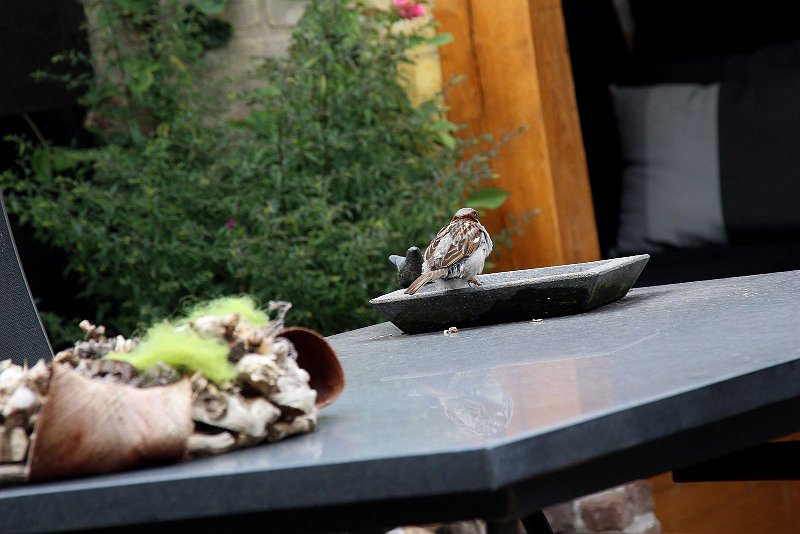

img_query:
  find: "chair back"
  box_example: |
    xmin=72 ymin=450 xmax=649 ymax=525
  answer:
xmin=0 ymin=192 xmax=53 ymax=366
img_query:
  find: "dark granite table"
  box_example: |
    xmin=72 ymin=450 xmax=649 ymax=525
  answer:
xmin=2 ymin=271 xmax=800 ymax=533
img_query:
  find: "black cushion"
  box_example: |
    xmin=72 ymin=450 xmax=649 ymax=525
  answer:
xmin=562 ymin=0 xmax=632 ymax=254
xmin=634 ymin=239 xmax=800 ymax=287
xmin=629 ymin=0 xmax=800 ymax=64
xmin=719 ymin=42 xmax=800 ymax=243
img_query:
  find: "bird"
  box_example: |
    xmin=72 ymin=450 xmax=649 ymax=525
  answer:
xmin=389 ymin=246 xmax=424 ymax=289
xmin=404 ymin=207 xmax=493 ymax=295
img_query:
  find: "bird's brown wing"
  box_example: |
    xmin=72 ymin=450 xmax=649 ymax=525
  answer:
xmin=424 ymin=220 xmax=483 ymax=270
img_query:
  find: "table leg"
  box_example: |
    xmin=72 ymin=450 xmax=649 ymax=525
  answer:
xmin=486 ymin=518 xmax=521 ymax=534
xmin=521 ymin=511 xmax=553 ymax=534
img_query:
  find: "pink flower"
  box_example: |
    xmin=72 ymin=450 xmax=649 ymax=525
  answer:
xmin=393 ymin=0 xmax=425 ymax=19
xmin=225 ymin=218 xmax=236 ymax=229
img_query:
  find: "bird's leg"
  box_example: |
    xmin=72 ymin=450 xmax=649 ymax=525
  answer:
xmin=468 ymin=278 xmax=482 ymax=287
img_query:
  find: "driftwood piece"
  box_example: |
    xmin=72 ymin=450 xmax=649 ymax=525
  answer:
xmin=79 ymin=319 xmax=105 ymax=340
xmin=53 ymin=322 xmax=139 ymax=365
xmin=25 ymin=359 xmax=50 ymax=396
xmin=0 ymin=307 xmax=345 ymax=487
xmin=193 ymin=384 xmax=281 ymax=438
xmin=271 ymin=373 xmax=317 ymax=415
xmin=73 ymin=358 xmax=139 ymax=384
xmin=0 ymin=464 xmax=26 ymax=486
xmin=187 ymin=432 xmax=236 ymax=456
xmin=178 ymin=315 xmax=232 ymax=340
xmin=1 ymin=385 xmax=39 ymax=429
xmin=235 ymin=346 xmax=317 ymax=415
xmin=0 ymin=364 xmax=24 ymax=404
xmin=267 ymin=413 xmax=318 ymax=442
xmin=0 ymin=426 xmax=29 ymax=463
xmin=27 ymin=365 xmax=193 ymax=483
xmin=236 ymin=353 xmax=284 ymax=396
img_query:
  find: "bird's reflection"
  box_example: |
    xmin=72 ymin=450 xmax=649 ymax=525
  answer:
xmin=413 ymin=372 xmax=513 ymax=437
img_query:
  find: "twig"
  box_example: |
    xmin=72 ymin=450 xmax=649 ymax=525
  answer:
xmin=21 ymin=113 xmax=46 ymax=145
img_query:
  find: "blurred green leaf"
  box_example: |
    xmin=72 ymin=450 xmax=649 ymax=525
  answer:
xmin=190 ymin=0 xmax=226 ymax=15
xmin=466 ymin=187 xmax=511 ymax=209
xmin=427 ymin=33 xmax=454 ymax=47
xmin=118 ymin=0 xmax=157 ymax=17
xmin=30 ymin=149 xmax=51 ymax=178
xmin=438 ymin=132 xmax=457 ymax=149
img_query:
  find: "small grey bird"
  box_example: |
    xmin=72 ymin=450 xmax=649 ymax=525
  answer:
xmin=389 ymin=246 xmax=424 ymax=289
xmin=404 ymin=207 xmax=493 ymax=295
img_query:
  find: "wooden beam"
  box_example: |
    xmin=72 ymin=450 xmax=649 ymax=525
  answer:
xmin=435 ymin=0 xmax=599 ymax=271
xmin=651 ymin=433 xmax=800 ymax=533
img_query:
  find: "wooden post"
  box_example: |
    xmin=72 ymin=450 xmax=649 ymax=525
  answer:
xmin=435 ymin=0 xmax=600 ymax=271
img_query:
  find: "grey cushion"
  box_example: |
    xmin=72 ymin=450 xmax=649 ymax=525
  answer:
xmin=610 ymin=83 xmax=728 ymax=253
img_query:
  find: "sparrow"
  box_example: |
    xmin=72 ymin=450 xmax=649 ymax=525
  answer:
xmin=389 ymin=246 xmax=424 ymax=289
xmin=404 ymin=207 xmax=493 ymax=295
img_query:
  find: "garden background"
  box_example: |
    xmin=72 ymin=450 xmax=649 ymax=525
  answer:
xmin=1 ymin=0 xmax=515 ymax=347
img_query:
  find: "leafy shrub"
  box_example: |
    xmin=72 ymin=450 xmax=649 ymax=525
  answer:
xmin=1 ymin=0 xmax=510 ymax=345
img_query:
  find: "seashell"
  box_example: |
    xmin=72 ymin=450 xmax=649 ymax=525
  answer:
xmin=278 ymin=327 xmax=344 ymax=408
xmin=27 ymin=364 xmax=193 ymax=483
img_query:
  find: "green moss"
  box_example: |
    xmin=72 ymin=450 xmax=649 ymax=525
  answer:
xmin=108 ymin=322 xmax=236 ymax=383
xmin=182 ymin=295 xmax=270 ymax=327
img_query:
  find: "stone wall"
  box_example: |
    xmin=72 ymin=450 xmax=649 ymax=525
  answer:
xmin=388 ymin=481 xmax=660 ymax=534
xmin=208 ymin=0 xmax=443 ymax=106
xmin=544 ymin=480 xmax=660 ymax=534
xmin=206 ymin=0 xmax=307 ymax=81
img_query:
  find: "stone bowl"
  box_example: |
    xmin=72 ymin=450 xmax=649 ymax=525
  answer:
xmin=369 ymin=255 xmax=649 ymax=334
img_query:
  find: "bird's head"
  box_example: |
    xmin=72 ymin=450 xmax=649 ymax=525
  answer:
xmin=452 ymin=207 xmax=479 ymax=222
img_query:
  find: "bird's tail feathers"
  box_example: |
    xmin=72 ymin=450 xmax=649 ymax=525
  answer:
xmin=404 ymin=269 xmax=447 ymax=295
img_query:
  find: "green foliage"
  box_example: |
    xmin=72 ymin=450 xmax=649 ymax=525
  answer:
xmin=1 ymin=0 xmax=510 ymax=345
xmin=108 ymin=322 xmax=235 ymax=383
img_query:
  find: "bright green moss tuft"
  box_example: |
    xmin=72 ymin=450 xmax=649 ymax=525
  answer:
xmin=182 ymin=296 xmax=270 ymax=327
xmin=108 ymin=322 xmax=236 ymax=383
